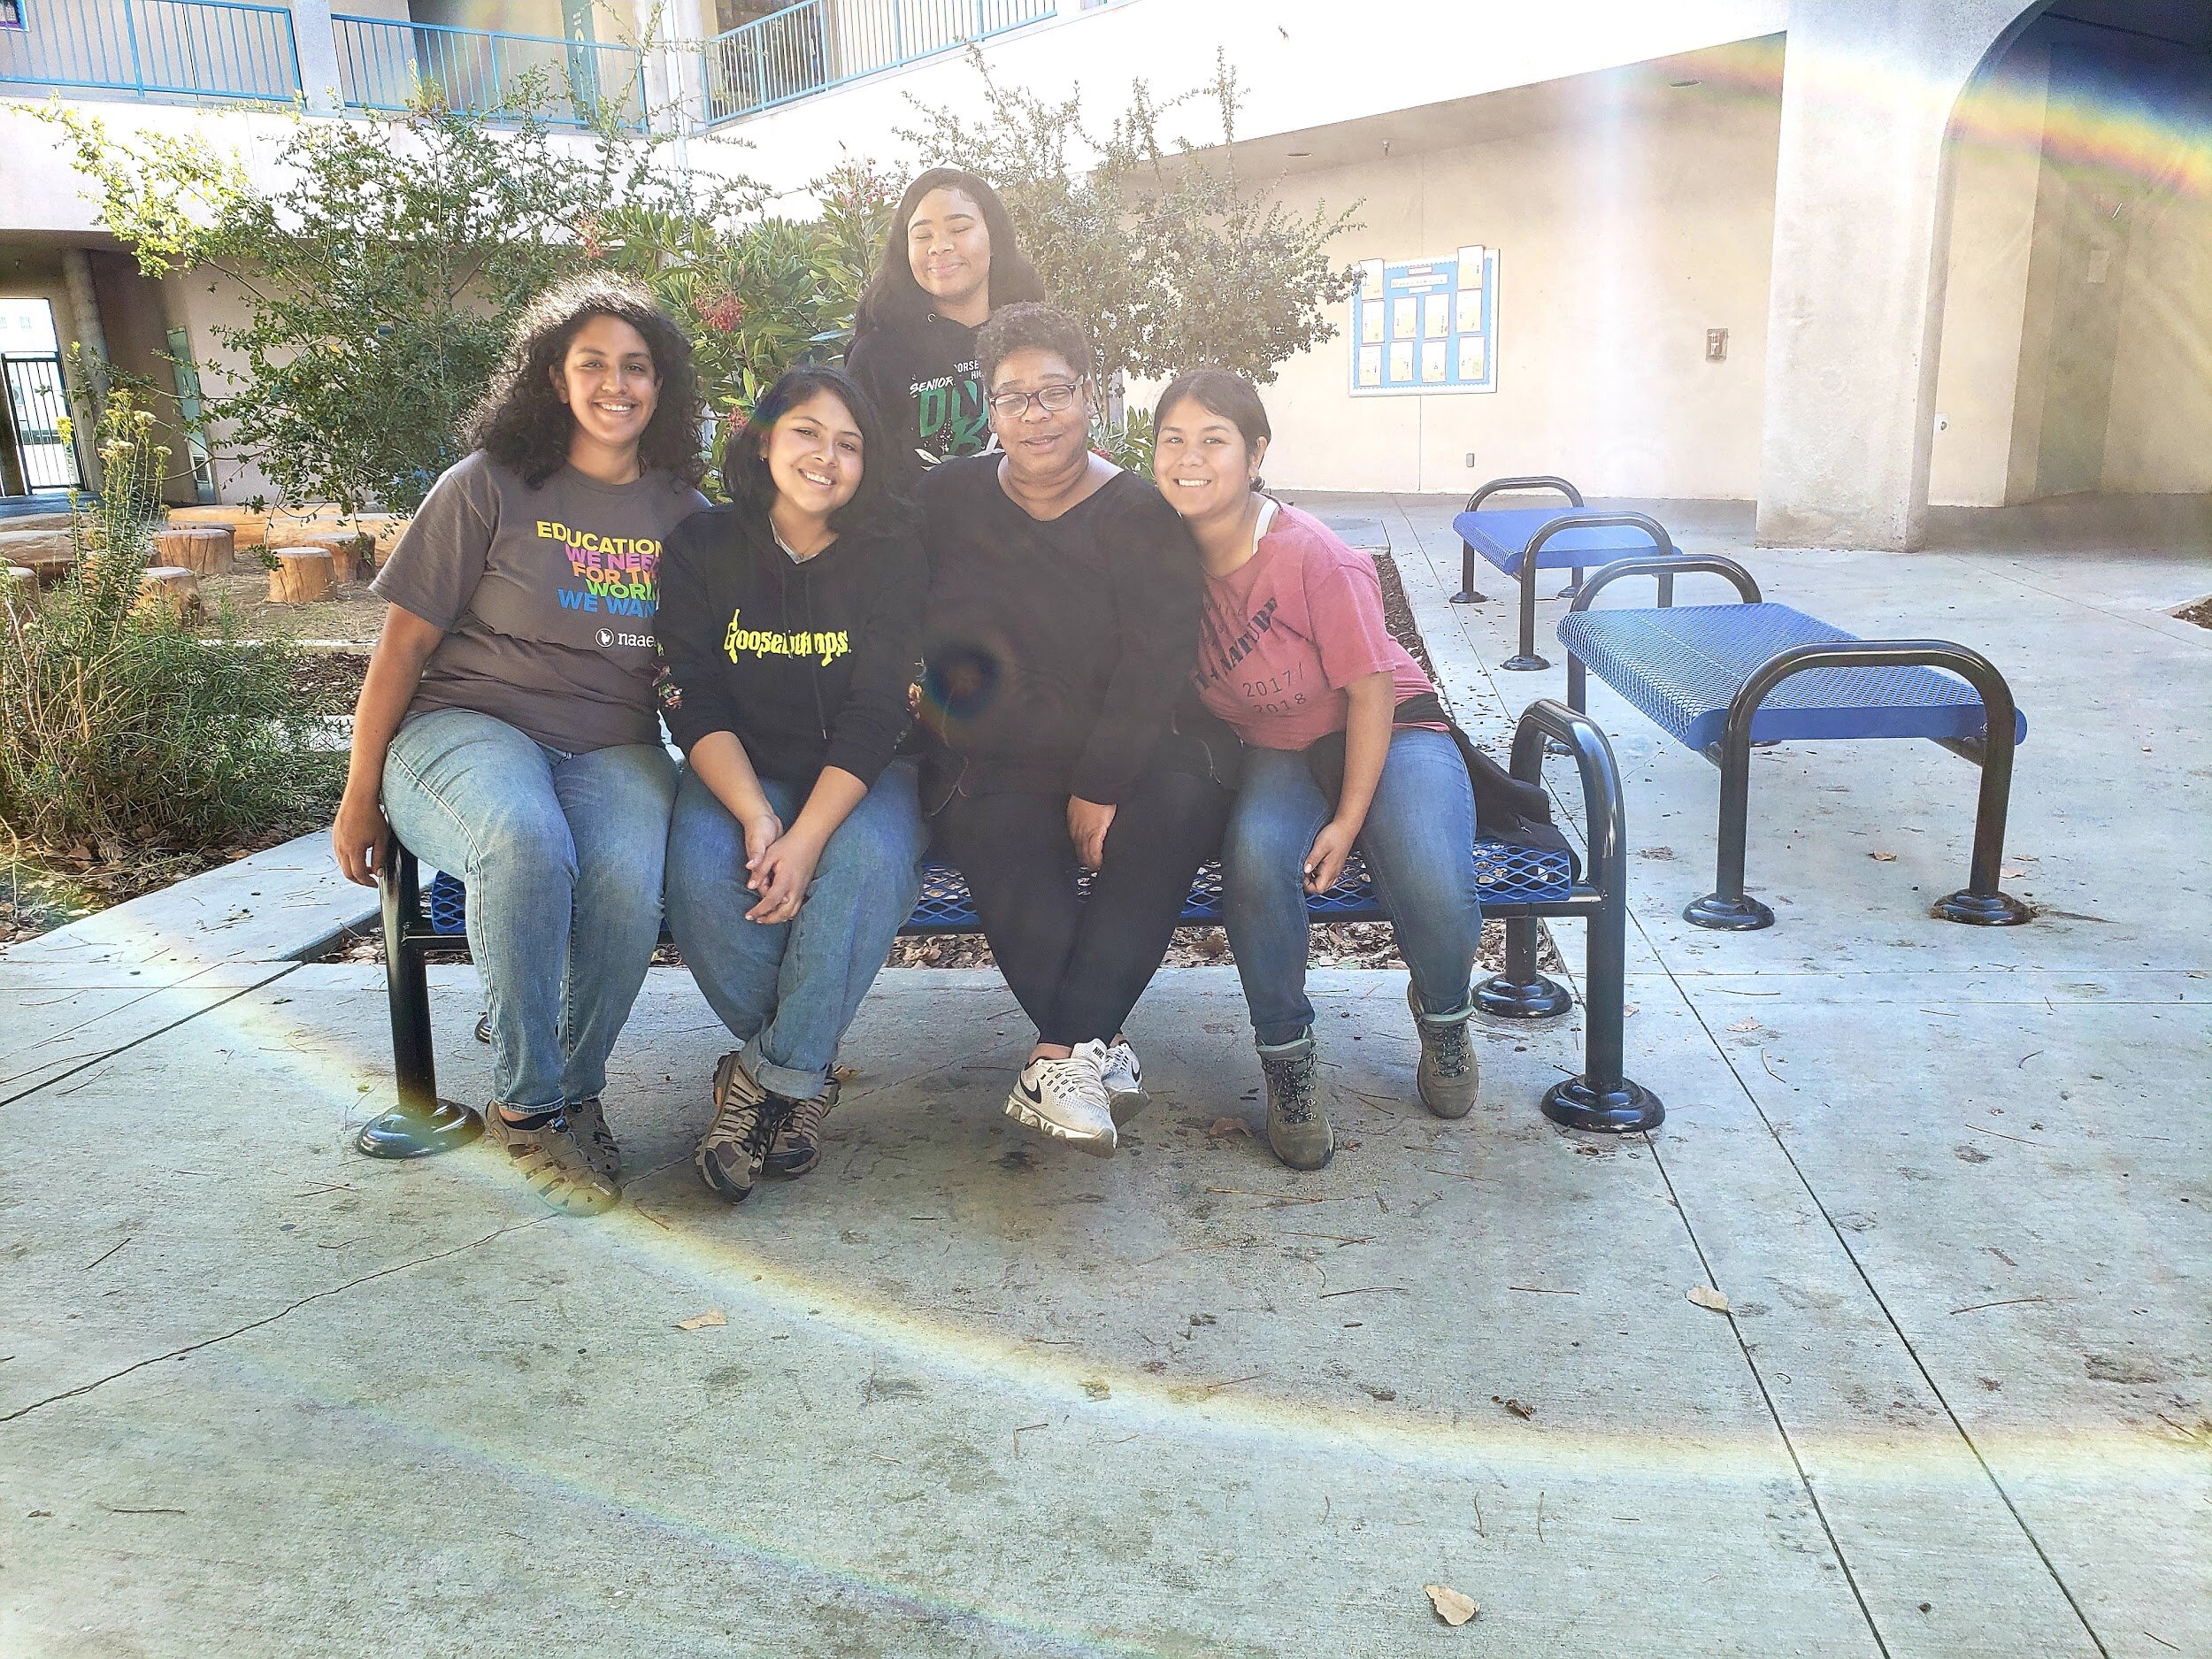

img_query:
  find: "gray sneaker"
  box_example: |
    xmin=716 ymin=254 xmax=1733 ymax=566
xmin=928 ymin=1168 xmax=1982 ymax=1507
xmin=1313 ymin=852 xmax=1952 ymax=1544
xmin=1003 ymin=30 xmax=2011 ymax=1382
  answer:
xmin=695 ymin=1050 xmax=787 ymax=1202
xmin=1259 ymin=1033 xmax=1333 ymax=1171
xmin=565 ymin=1096 xmax=620 ymax=1183
xmin=1408 ymin=983 xmax=1480 ymax=1119
xmin=483 ymin=1102 xmax=621 ymax=1216
xmin=764 ymin=1075 xmax=839 ymax=1179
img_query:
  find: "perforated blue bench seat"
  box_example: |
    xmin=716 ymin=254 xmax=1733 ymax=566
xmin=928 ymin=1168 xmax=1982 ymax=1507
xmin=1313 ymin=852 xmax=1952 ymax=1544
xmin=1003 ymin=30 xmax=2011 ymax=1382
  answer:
xmin=422 ymin=841 xmax=1578 ymax=941
xmin=1557 ymin=603 xmax=2031 ymax=755
xmin=360 ymin=696 xmax=1669 ymax=1157
xmin=1453 ymin=506 xmax=1669 ymax=575
xmin=1449 ymin=477 xmax=1678 ymax=672
xmin=1555 ymin=553 xmax=2032 ymax=935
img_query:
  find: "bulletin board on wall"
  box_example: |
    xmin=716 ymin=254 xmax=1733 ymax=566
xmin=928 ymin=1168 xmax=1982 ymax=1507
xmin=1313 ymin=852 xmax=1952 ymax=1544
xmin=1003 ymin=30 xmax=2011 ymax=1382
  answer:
xmin=1348 ymin=249 xmax=1498 ymax=396
xmin=0 ymin=0 xmax=24 ymax=30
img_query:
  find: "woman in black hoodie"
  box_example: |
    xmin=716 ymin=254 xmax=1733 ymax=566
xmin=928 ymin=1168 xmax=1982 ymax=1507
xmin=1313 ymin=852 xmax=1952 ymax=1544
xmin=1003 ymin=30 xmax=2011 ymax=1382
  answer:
xmin=658 ymin=365 xmax=926 ymax=1203
xmin=844 ymin=167 xmax=1048 ymax=482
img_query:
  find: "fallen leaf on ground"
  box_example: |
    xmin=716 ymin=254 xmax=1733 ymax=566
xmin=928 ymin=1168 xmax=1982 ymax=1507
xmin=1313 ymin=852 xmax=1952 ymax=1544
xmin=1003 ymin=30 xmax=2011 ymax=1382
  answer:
xmin=2001 ymin=868 xmax=2024 ymax=879
xmin=1870 ymin=850 xmax=1899 ymax=862
xmin=1424 ymin=1584 xmax=1479 ymax=1625
xmin=1726 ymin=1018 xmax=1762 ymax=1033
xmin=1687 ymin=1286 xmax=1731 ymax=1313
xmin=674 ymin=1310 xmax=727 ymax=1331
xmin=1500 ymin=1397 xmax=1535 ymax=1420
xmin=1639 ymin=846 xmax=1674 ymax=861
xmin=833 ymin=1064 xmax=859 ymax=1084
xmin=1207 ymin=1118 xmax=1251 ymax=1140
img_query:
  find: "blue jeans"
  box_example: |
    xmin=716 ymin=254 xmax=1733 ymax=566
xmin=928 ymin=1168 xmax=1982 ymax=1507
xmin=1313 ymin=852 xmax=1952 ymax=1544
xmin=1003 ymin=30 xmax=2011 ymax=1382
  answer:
xmin=380 ymin=706 xmax=676 ymax=1110
xmin=664 ymin=758 xmax=926 ymax=1101
xmin=1222 ymin=727 xmax=1483 ymax=1047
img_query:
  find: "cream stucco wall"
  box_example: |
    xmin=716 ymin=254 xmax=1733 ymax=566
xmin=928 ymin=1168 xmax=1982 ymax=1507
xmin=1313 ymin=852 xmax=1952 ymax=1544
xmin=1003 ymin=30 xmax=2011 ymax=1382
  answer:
xmin=1225 ymin=67 xmax=1782 ymax=498
xmin=2100 ymin=127 xmax=2212 ymax=495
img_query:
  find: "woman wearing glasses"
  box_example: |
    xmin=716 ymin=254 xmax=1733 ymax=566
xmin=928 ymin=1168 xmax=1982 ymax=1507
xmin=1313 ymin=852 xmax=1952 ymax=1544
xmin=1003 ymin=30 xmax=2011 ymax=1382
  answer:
xmin=918 ymin=303 xmax=1233 ymax=1156
xmin=845 ymin=167 xmax=1048 ymax=482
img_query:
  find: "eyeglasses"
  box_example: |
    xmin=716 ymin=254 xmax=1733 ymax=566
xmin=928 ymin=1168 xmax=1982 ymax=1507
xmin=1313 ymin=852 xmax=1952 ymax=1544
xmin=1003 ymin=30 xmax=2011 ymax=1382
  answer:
xmin=986 ymin=380 xmax=1083 ymax=419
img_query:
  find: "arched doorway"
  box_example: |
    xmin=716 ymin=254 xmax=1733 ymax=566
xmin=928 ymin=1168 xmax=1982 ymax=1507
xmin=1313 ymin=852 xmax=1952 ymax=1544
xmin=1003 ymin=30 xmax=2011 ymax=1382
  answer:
xmin=1929 ymin=1 xmax=2212 ymax=510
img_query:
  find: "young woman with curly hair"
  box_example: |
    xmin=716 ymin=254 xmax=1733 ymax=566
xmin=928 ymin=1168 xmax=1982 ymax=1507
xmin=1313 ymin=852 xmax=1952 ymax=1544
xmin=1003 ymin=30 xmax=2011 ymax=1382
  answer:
xmin=655 ymin=365 xmax=928 ymax=1203
xmin=333 ymin=272 xmax=708 ymax=1217
xmin=845 ymin=166 xmax=1048 ymax=481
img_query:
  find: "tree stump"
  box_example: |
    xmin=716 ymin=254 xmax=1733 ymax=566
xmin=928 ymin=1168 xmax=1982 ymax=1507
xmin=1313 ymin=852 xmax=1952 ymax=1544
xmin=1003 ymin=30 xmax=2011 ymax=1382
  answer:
xmin=136 ymin=565 xmax=204 ymax=620
xmin=154 ymin=524 xmax=234 ymax=576
xmin=169 ymin=506 xmax=270 ymax=552
xmin=268 ymin=549 xmax=334 ymax=604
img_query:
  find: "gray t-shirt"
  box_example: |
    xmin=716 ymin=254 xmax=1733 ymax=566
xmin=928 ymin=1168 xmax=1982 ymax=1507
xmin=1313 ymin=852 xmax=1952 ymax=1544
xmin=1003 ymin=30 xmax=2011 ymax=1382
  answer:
xmin=373 ymin=451 xmax=707 ymax=752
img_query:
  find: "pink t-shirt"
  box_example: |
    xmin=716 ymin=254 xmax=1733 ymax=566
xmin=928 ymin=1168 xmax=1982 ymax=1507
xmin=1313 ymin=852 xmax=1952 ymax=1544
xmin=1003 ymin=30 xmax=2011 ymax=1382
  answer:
xmin=1193 ymin=502 xmax=1439 ymax=750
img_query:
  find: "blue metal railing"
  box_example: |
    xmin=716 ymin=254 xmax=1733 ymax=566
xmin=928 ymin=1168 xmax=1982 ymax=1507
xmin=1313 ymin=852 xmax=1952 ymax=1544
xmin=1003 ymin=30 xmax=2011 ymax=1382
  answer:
xmin=334 ymin=14 xmax=648 ymax=131
xmin=700 ymin=0 xmax=1054 ymax=125
xmin=0 ymin=0 xmax=299 ymax=102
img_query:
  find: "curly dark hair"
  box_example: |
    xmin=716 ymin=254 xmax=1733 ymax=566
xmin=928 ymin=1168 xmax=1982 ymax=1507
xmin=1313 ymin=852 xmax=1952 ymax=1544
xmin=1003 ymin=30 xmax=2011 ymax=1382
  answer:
xmin=463 ymin=273 xmax=706 ymax=489
xmin=854 ymin=167 xmax=1048 ymax=336
xmin=722 ymin=365 xmax=909 ymax=534
xmin=975 ymin=302 xmax=1094 ymax=390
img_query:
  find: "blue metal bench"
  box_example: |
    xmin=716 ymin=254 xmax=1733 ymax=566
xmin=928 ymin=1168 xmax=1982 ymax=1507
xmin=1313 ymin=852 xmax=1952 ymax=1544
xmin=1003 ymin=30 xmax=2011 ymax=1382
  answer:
xmin=1555 ymin=554 xmax=2032 ymax=932
xmin=1451 ymin=475 xmax=1676 ymax=672
xmin=358 ymin=699 xmax=1665 ymax=1159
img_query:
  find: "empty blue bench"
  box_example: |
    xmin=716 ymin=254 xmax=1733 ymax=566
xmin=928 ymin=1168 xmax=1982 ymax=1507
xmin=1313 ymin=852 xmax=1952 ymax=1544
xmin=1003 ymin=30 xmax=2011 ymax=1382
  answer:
xmin=1451 ymin=476 xmax=1676 ymax=672
xmin=1556 ymin=554 xmax=2032 ymax=932
xmin=359 ymin=699 xmax=1667 ymax=1159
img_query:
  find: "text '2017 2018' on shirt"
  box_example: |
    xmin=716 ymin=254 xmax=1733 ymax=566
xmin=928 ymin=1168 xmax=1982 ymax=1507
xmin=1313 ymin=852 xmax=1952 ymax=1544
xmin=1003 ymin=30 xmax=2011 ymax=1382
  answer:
xmin=372 ymin=450 xmax=708 ymax=754
xmin=652 ymin=505 xmax=924 ymax=790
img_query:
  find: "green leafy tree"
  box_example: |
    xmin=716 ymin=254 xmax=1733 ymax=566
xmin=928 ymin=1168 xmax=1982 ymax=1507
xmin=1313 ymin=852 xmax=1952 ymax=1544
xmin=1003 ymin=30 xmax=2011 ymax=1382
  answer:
xmin=44 ymin=90 xmax=757 ymax=513
xmin=897 ymin=50 xmax=1359 ymax=388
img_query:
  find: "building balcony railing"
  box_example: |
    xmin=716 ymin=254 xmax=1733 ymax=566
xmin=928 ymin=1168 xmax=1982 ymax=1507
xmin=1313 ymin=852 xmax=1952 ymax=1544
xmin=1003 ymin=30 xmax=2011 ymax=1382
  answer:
xmin=1 ymin=0 xmax=1075 ymax=126
xmin=0 ymin=0 xmax=300 ymax=104
xmin=333 ymin=13 xmax=647 ymax=130
xmin=700 ymin=0 xmax=1056 ymax=126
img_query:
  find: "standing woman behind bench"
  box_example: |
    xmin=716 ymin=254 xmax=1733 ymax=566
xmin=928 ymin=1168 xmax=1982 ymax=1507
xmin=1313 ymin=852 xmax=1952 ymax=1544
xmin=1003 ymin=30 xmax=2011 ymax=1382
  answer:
xmin=1154 ymin=371 xmax=1483 ymax=1171
xmin=332 ymin=274 xmax=708 ymax=1217
xmin=919 ymin=303 xmax=1234 ymax=1157
xmin=657 ymin=366 xmax=928 ymax=1204
xmin=844 ymin=166 xmax=1048 ymax=481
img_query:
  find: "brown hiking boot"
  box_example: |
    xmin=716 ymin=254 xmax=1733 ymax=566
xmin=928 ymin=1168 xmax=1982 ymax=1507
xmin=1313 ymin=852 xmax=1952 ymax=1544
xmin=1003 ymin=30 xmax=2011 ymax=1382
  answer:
xmin=695 ymin=1050 xmax=787 ymax=1202
xmin=1258 ymin=1033 xmax=1333 ymax=1171
xmin=1408 ymin=983 xmax=1480 ymax=1119
xmin=764 ymin=1074 xmax=839 ymax=1179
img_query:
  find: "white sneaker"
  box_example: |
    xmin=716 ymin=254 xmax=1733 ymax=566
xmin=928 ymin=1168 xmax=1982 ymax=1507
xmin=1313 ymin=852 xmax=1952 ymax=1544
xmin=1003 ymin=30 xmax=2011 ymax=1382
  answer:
xmin=1100 ymin=1039 xmax=1149 ymax=1127
xmin=1004 ymin=1039 xmax=1117 ymax=1156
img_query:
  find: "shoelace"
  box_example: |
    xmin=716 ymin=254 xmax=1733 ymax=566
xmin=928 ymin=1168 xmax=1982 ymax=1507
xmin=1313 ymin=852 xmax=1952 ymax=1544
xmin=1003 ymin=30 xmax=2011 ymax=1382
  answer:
xmin=1266 ymin=1056 xmax=1316 ymax=1125
xmin=1427 ymin=1025 xmax=1472 ymax=1078
xmin=780 ymin=1091 xmax=833 ymax=1145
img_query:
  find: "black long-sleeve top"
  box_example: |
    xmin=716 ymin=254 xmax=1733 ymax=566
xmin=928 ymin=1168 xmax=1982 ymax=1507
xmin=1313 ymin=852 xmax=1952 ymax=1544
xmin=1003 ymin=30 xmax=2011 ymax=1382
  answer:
xmin=655 ymin=504 xmax=923 ymax=788
xmin=916 ymin=457 xmax=1204 ymax=803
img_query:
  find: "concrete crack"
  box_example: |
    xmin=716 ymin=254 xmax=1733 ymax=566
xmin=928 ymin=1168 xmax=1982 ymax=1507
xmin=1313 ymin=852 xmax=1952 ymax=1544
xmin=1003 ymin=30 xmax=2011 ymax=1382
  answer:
xmin=0 ymin=1217 xmax=540 ymax=1425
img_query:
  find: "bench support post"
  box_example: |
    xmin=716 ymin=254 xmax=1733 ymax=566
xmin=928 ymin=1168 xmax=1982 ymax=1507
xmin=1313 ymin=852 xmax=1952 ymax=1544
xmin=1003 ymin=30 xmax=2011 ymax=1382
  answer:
xmin=1930 ymin=672 xmax=2033 ymax=927
xmin=1473 ymin=915 xmax=1573 ymax=1018
xmin=356 ymin=842 xmax=484 ymax=1160
xmin=1511 ymin=700 xmax=1662 ymax=1133
xmin=1450 ymin=536 xmax=1490 ymax=606
xmin=1503 ymin=514 xmax=1677 ymax=672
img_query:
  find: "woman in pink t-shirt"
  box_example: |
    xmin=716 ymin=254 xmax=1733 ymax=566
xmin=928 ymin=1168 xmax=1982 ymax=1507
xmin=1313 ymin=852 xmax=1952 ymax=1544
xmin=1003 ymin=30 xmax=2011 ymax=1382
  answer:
xmin=1154 ymin=371 xmax=1485 ymax=1169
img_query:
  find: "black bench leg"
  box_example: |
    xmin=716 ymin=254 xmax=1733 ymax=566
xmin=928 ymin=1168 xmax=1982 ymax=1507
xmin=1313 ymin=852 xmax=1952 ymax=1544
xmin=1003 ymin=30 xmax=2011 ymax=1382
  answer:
xmin=1555 ymin=564 xmax=1584 ymax=601
xmin=1475 ymin=915 xmax=1574 ymax=1018
xmin=1543 ymin=831 xmax=1663 ymax=1133
xmin=1502 ymin=556 xmax=1549 ymax=672
xmin=1685 ymin=736 xmax=1776 ymax=931
xmin=1932 ymin=702 xmax=2033 ymax=927
xmin=356 ymin=854 xmax=483 ymax=1159
xmin=1450 ymin=539 xmax=1489 ymax=605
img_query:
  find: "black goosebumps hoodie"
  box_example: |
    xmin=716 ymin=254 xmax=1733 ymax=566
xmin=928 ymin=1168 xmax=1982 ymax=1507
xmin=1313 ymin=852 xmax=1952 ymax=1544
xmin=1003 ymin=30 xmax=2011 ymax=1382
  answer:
xmin=654 ymin=504 xmax=924 ymax=789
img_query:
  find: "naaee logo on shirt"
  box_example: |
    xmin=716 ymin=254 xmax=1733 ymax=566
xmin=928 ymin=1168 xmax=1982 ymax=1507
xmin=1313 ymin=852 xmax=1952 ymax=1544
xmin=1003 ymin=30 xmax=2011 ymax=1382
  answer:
xmin=541 ymin=519 xmax=660 ymax=623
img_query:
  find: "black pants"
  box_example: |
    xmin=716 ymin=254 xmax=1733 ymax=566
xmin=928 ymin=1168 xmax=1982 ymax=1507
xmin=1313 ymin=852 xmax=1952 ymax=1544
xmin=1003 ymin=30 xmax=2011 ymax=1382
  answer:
xmin=935 ymin=767 xmax=1232 ymax=1048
